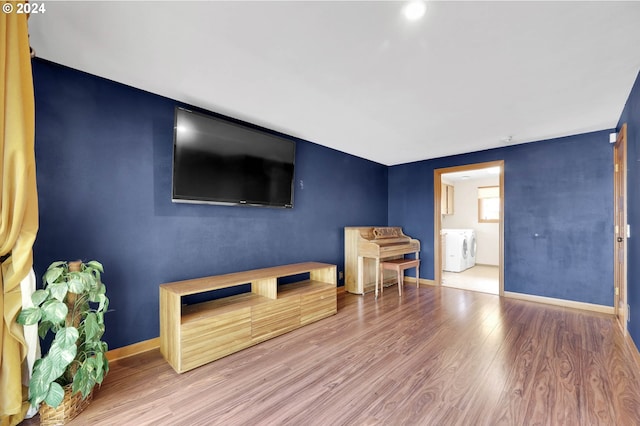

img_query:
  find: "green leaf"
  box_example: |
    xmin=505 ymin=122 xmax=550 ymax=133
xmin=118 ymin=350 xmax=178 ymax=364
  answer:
xmin=55 ymin=326 xmax=79 ymax=347
xmin=72 ymin=360 xmax=101 ymax=398
xmin=86 ymin=260 xmax=104 ymax=273
xmin=72 ymin=369 xmax=86 ymax=395
xmin=32 ymin=357 xmax=44 ymax=371
xmin=84 ymin=313 xmax=99 ymax=341
xmin=17 ymin=307 xmax=41 ymax=325
xmin=38 ymin=321 xmax=52 ymax=339
xmin=47 ymin=261 xmax=66 ymax=269
xmin=41 ymin=299 xmax=68 ymax=324
xmin=44 ymin=382 xmax=65 ymax=408
xmin=66 ymin=276 xmax=83 ymax=294
xmin=84 ymin=356 xmax=98 ymax=375
xmin=88 ymin=291 xmax=99 ymax=303
xmin=43 ymin=266 xmax=63 ymax=286
xmin=48 ymin=281 xmax=68 ymax=302
xmin=29 ymin=357 xmax=55 ymax=400
xmin=82 ymin=340 xmax=98 ymax=352
xmin=97 ymin=294 xmax=108 ymax=312
xmin=72 ymin=370 xmax=92 ymax=398
xmin=94 ymin=353 xmax=104 ymax=383
xmin=29 ymin=355 xmax=64 ymax=406
xmin=81 ymin=270 xmax=97 ymax=283
xmin=46 ymin=343 xmax=76 ymax=382
xmin=31 ymin=289 xmax=49 ymax=306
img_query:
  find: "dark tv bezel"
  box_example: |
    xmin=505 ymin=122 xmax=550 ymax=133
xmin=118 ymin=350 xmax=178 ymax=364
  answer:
xmin=171 ymin=106 xmax=296 ymax=209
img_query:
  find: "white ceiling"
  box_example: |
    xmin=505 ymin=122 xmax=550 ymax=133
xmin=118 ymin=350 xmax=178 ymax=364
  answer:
xmin=27 ymin=1 xmax=640 ymax=166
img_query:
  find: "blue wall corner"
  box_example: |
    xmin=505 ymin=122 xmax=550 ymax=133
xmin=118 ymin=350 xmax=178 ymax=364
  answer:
xmin=389 ymin=131 xmax=614 ymax=307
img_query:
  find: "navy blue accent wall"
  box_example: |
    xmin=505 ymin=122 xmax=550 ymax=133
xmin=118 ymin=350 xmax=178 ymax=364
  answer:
xmin=32 ymin=59 xmax=388 ymax=349
xmin=389 ymin=131 xmax=614 ymax=306
xmin=618 ymin=70 xmax=640 ymax=344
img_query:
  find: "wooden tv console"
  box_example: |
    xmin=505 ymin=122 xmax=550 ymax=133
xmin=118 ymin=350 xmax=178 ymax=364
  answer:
xmin=159 ymin=262 xmax=337 ymax=373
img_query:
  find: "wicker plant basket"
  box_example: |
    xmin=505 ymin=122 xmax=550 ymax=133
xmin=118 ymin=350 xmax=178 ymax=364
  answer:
xmin=38 ymin=384 xmax=93 ymax=426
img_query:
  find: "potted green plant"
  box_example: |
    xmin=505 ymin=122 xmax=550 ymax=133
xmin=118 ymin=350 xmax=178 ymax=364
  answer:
xmin=17 ymin=260 xmax=109 ymax=418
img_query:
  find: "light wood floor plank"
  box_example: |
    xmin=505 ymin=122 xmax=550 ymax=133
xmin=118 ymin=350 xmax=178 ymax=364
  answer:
xmin=20 ymin=285 xmax=640 ymax=425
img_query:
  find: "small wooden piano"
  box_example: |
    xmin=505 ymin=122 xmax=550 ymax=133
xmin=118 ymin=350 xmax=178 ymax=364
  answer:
xmin=344 ymin=227 xmax=420 ymax=294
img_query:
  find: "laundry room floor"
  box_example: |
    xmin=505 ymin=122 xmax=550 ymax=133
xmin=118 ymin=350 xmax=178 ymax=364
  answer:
xmin=442 ymin=265 xmax=499 ymax=295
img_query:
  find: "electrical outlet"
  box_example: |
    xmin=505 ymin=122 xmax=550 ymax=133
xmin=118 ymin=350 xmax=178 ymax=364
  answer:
xmin=339 ymin=271 xmax=344 ymax=280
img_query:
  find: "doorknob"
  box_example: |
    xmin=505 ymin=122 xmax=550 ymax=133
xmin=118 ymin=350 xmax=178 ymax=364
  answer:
xmin=617 ymin=237 xmax=624 ymax=242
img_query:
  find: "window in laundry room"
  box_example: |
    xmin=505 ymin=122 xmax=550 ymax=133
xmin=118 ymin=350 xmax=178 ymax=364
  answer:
xmin=478 ymin=186 xmax=500 ymax=223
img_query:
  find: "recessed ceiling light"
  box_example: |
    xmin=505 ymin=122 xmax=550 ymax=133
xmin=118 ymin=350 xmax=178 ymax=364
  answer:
xmin=403 ymin=1 xmax=426 ymax=21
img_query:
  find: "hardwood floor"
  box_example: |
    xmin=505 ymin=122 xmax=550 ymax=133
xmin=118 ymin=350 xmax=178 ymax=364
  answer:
xmin=21 ymin=285 xmax=640 ymax=425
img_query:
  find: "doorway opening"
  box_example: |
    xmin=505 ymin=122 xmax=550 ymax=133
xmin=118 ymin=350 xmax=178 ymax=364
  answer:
xmin=434 ymin=161 xmax=504 ymax=295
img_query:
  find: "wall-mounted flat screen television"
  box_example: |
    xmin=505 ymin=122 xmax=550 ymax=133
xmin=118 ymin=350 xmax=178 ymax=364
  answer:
xmin=172 ymin=107 xmax=295 ymax=208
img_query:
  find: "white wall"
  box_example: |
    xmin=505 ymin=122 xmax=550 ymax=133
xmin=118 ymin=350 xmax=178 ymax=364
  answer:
xmin=442 ymin=176 xmax=499 ymax=266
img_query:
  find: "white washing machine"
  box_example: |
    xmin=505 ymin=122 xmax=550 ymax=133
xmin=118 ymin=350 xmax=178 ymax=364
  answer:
xmin=466 ymin=229 xmax=477 ymax=269
xmin=443 ymin=229 xmax=469 ymax=272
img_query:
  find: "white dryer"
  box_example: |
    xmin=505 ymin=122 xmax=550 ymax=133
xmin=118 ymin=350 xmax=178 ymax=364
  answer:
xmin=443 ymin=229 xmax=469 ymax=272
xmin=466 ymin=229 xmax=477 ymax=269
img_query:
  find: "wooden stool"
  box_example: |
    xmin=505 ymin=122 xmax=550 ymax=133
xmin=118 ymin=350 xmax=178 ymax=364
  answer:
xmin=378 ymin=258 xmax=420 ymax=297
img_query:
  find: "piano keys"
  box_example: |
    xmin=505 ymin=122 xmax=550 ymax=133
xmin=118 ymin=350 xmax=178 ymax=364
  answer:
xmin=344 ymin=227 xmax=420 ymax=294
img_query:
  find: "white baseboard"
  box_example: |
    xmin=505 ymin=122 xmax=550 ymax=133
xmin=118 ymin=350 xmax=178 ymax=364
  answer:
xmin=503 ymin=291 xmax=614 ymax=315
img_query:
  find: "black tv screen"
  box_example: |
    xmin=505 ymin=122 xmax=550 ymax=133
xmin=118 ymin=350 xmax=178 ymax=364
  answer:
xmin=172 ymin=107 xmax=295 ymax=208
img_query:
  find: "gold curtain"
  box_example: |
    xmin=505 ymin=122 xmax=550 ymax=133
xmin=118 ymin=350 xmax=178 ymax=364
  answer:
xmin=0 ymin=3 xmax=39 ymax=425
